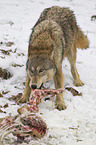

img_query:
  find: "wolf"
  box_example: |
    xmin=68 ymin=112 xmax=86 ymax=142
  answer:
xmin=19 ymin=6 xmax=89 ymax=110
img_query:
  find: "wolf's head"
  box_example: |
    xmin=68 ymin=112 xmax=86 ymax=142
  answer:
xmin=27 ymin=55 xmax=56 ymax=89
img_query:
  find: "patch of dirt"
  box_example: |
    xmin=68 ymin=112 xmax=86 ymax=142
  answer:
xmin=0 ymin=49 xmax=12 ymax=55
xmin=0 ymin=109 xmax=3 ymax=113
xmin=0 ymin=56 xmax=5 ymax=59
xmin=2 ymin=91 xmax=10 ymax=94
xmin=3 ymin=103 xmax=9 ymax=108
xmin=0 ymin=41 xmax=14 ymax=47
xmin=0 ymin=67 xmax=13 ymax=79
xmin=9 ymin=93 xmax=22 ymax=103
xmin=0 ymin=41 xmax=15 ymax=56
xmin=12 ymin=63 xmax=24 ymax=67
xmin=91 ymin=15 xmax=96 ymax=21
xmin=0 ymin=93 xmax=3 ymax=97
xmin=0 ymin=91 xmax=9 ymax=98
xmin=0 ymin=108 xmax=6 ymax=114
xmin=0 ymin=42 xmax=25 ymax=58
xmin=17 ymin=53 xmax=25 ymax=56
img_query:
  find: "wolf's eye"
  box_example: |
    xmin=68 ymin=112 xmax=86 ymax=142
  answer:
xmin=39 ymin=69 xmax=44 ymax=73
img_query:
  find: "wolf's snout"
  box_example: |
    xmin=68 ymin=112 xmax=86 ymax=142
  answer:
xmin=31 ymin=84 xmax=37 ymax=89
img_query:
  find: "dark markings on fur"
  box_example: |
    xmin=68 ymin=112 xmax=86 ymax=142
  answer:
xmin=0 ymin=67 xmax=12 ymax=79
xmin=60 ymin=38 xmax=65 ymax=61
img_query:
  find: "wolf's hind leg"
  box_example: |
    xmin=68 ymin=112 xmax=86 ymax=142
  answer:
xmin=67 ymin=48 xmax=84 ymax=86
xmin=53 ymin=67 xmax=66 ymax=110
xmin=19 ymin=73 xmax=31 ymax=103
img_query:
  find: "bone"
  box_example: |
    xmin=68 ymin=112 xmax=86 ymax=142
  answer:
xmin=29 ymin=88 xmax=64 ymax=112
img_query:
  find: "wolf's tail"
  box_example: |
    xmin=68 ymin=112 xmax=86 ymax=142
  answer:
xmin=76 ymin=27 xmax=89 ymax=49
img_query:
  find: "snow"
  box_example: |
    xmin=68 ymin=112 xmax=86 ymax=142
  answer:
xmin=0 ymin=0 xmax=96 ymax=144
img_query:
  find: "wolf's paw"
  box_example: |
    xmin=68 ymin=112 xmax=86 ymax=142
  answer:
xmin=17 ymin=95 xmax=29 ymax=103
xmin=55 ymin=101 xmax=66 ymax=111
xmin=73 ymin=79 xmax=84 ymax=87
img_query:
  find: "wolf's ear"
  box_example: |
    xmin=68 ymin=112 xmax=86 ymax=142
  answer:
xmin=26 ymin=58 xmax=29 ymax=70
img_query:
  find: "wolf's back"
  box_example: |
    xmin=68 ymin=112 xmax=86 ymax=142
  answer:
xmin=33 ymin=6 xmax=89 ymax=50
xmin=34 ymin=6 xmax=77 ymax=31
xmin=31 ymin=6 xmax=89 ymax=54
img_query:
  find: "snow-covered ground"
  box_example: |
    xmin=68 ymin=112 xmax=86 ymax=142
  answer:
xmin=0 ymin=0 xmax=96 ymax=144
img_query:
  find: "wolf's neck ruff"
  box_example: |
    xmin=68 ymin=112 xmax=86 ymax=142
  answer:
xmin=28 ymin=20 xmax=64 ymax=57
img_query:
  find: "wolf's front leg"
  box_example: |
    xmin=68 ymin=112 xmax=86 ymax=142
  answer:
xmin=53 ymin=67 xmax=66 ymax=110
xmin=19 ymin=73 xmax=31 ymax=103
